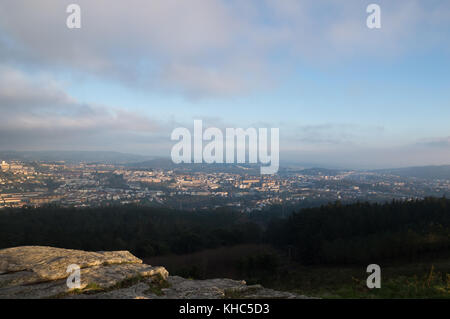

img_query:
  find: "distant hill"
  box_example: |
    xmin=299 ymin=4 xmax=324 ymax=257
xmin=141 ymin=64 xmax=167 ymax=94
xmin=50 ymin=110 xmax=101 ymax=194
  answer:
xmin=127 ymin=157 xmax=178 ymax=169
xmin=0 ymin=151 xmax=152 ymax=164
xmin=128 ymin=159 xmax=345 ymax=175
xmin=127 ymin=157 xmax=261 ymax=174
xmin=375 ymin=165 xmax=450 ymax=180
xmin=296 ymin=167 xmax=344 ymax=176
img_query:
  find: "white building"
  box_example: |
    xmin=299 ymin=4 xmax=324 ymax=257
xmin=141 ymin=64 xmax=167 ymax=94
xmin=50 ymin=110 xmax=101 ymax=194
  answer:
xmin=1 ymin=161 xmax=10 ymax=171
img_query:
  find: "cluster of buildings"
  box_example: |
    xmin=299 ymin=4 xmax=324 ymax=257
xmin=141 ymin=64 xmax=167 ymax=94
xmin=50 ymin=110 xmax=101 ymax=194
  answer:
xmin=1 ymin=160 xmax=449 ymax=211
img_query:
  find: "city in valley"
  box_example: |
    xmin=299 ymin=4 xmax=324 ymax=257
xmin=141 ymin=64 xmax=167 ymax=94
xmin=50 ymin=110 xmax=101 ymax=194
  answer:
xmin=1 ymin=159 xmax=448 ymax=212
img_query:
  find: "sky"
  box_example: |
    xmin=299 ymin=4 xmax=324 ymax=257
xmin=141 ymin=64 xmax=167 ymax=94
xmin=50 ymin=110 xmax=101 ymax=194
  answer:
xmin=0 ymin=0 xmax=449 ymax=169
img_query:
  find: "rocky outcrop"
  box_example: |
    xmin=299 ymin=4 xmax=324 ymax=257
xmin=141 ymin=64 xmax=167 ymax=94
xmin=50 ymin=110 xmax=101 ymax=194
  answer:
xmin=0 ymin=246 xmax=310 ymax=299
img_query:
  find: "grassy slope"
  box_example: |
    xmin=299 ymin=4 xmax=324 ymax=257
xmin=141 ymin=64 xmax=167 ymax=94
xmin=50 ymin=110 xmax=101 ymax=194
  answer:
xmin=146 ymin=244 xmax=450 ymax=298
xmin=264 ymin=257 xmax=450 ymax=298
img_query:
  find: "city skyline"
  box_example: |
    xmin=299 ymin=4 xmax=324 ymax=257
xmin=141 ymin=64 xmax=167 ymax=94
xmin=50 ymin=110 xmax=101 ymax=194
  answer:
xmin=1 ymin=157 xmax=448 ymax=211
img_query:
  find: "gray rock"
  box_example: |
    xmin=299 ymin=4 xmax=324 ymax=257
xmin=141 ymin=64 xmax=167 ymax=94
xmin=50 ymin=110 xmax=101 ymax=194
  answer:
xmin=0 ymin=246 xmax=142 ymax=280
xmin=79 ymin=263 xmax=168 ymax=289
xmin=0 ymin=246 xmax=310 ymax=299
xmin=0 ymin=278 xmax=69 ymax=299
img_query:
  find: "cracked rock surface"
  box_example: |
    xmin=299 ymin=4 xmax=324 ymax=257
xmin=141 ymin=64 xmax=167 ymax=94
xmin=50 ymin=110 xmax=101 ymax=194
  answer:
xmin=0 ymin=246 xmax=311 ymax=299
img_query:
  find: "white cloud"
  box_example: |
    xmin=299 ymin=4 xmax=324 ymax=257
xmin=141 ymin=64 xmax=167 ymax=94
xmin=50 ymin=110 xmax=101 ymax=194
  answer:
xmin=0 ymin=0 xmax=448 ymax=98
xmin=0 ymin=66 xmax=163 ymax=150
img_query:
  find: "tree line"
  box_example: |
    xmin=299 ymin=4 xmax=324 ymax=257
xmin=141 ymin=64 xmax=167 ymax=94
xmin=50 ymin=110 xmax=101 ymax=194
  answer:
xmin=0 ymin=197 xmax=449 ymax=265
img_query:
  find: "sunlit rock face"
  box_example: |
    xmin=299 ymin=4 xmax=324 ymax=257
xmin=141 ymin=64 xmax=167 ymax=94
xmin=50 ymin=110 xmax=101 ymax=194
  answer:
xmin=0 ymin=246 xmax=310 ymax=299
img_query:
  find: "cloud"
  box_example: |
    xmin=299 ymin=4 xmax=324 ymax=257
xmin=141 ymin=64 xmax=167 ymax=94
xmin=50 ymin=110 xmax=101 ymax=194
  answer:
xmin=0 ymin=66 xmax=164 ymax=151
xmin=0 ymin=66 xmax=74 ymax=108
xmin=0 ymin=1 xmax=449 ymax=167
xmin=0 ymin=0 xmax=267 ymax=98
xmin=0 ymin=0 xmax=448 ymax=98
xmin=279 ymin=124 xmax=447 ymax=168
xmin=416 ymin=136 xmax=450 ymax=148
xmin=284 ymin=123 xmax=385 ymax=146
xmin=282 ymin=143 xmax=450 ymax=170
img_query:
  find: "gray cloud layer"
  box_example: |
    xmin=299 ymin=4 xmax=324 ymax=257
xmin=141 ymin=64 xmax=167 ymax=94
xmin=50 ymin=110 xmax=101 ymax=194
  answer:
xmin=1 ymin=0 xmax=449 ymax=98
xmin=0 ymin=66 xmax=167 ymax=151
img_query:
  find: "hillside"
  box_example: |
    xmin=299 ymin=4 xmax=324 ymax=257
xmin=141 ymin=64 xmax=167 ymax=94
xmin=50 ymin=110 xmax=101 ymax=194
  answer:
xmin=0 ymin=151 xmax=152 ymax=164
xmin=375 ymin=165 xmax=450 ymax=180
